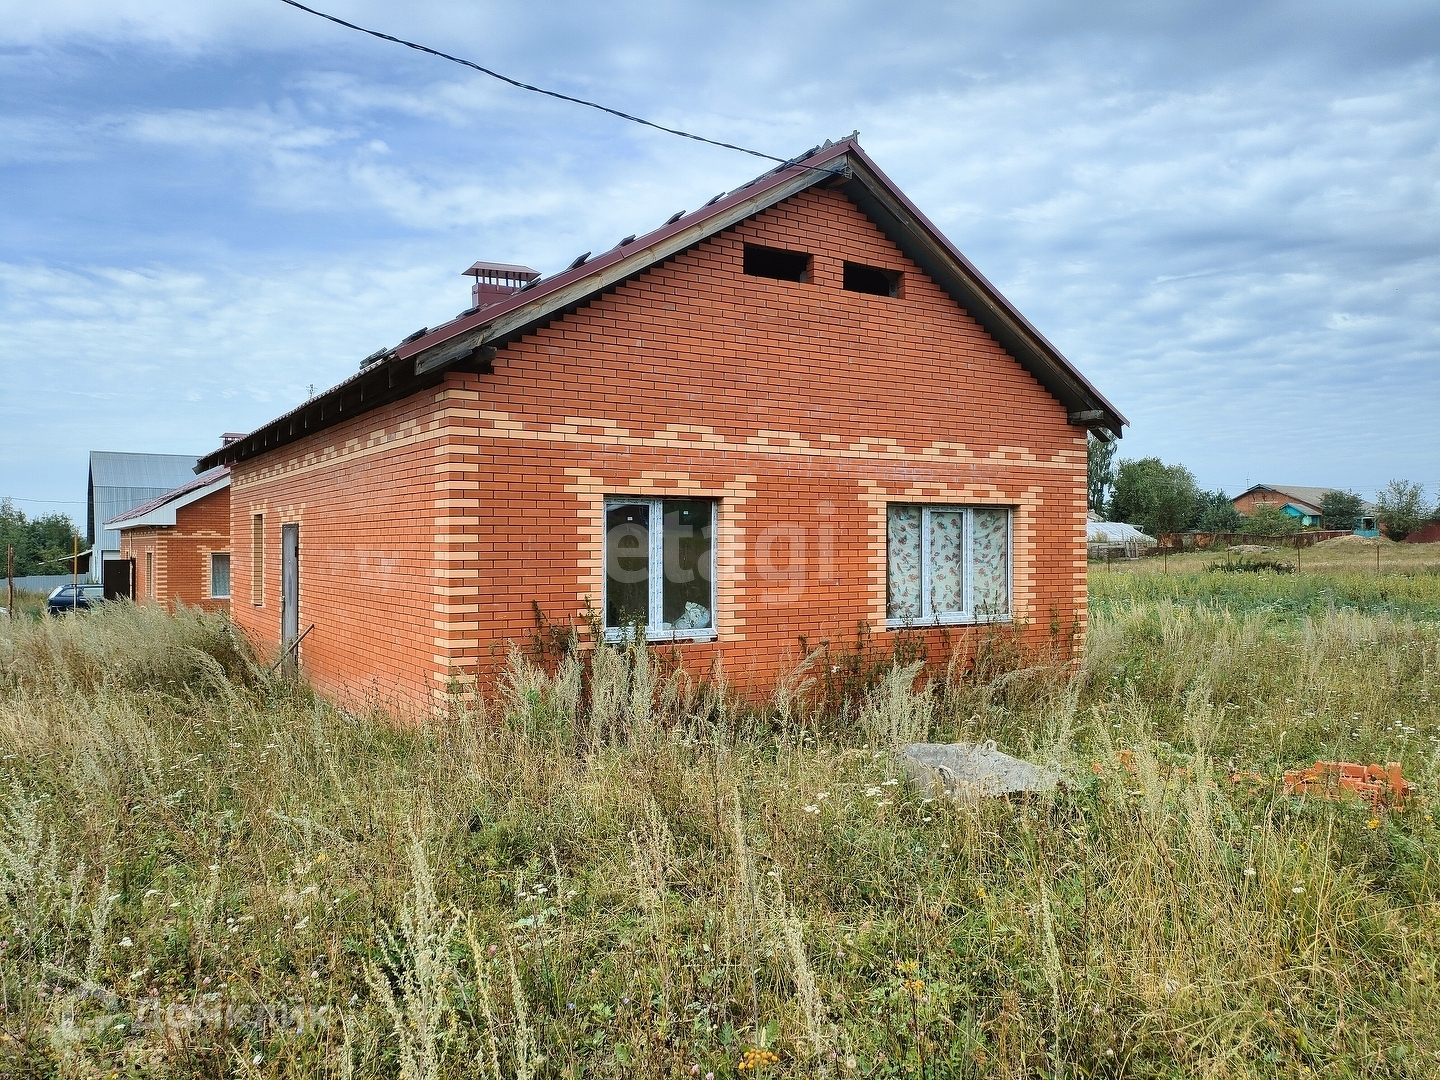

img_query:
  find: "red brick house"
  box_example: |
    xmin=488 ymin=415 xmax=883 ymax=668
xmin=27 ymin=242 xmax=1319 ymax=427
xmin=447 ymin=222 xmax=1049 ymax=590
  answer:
xmin=108 ymin=467 xmax=231 ymax=611
xmin=197 ymin=138 xmax=1125 ymax=709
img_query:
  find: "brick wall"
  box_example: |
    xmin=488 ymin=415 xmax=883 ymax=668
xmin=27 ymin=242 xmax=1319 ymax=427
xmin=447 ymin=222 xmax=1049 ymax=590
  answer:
xmin=230 ymin=187 xmax=1089 ymax=709
xmin=119 ymin=487 xmax=231 ymax=612
xmin=228 ymin=390 xmax=454 ymax=709
xmin=1232 ymin=490 xmax=1320 ymax=517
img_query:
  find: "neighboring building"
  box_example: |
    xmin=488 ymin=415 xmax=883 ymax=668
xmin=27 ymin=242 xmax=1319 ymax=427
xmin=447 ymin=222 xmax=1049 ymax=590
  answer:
xmin=1232 ymin=484 xmax=1332 ymax=528
xmin=1354 ymin=516 xmax=1381 ymax=539
xmin=106 ymin=467 xmax=231 ymax=610
xmin=196 ymin=137 xmax=1125 ymax=710
xmin=1232 ymin=484 xmax=1380 ymax=532
xmin=88 ymin=451 xmax=201 ymax=588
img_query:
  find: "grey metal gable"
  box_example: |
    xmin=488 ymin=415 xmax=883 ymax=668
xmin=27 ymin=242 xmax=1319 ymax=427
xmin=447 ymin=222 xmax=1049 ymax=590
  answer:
xmin=87 ymin=451 xmax=200 ymax=551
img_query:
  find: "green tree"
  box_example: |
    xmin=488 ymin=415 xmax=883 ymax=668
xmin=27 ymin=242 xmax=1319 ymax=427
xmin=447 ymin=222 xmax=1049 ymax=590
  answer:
xmin=0 ymin=500 xmax=81 ymax=577
xmin=1319 ymin=489 xmax=1365 ymax=531
xmin=1109 ymin=457 xmax=1201 ymax=538
xmin=1196 ymin=489 xmax=1243 ymax=532
xmin=1374 ymin=480 xmax=1431 ymax=541
xmin=1240 ymin=503 xmax=1302 ymax=536
xmin=0 ymin=500 xmax=27 ymax=576
xmin=1087 ymin=433 xmax=1117 ymax=516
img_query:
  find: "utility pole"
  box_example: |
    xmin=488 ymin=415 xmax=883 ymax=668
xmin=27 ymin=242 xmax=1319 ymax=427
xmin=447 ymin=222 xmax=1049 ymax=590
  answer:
xmin=6 ymin=545 xmax=13 ymax=620
xmin=72 ymin=534 xmax=78 ymax=610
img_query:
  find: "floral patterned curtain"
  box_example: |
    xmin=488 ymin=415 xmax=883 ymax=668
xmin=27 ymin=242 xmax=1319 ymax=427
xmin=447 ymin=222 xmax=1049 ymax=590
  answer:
xmin=928 ymin=510 xmax=965 ymax=614
xmin=972 ymin=508 xmax=1010 ymax=616
xmin=886 ymin=505 xmax=921 ymax=620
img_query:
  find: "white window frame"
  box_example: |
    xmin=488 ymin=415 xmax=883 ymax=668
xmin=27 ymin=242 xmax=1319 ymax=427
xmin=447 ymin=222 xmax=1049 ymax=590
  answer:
xmin=885 ymin=504 xmax=1013 ymax=629
xmin=210 ymin=552 xmax=231 ymax=599
xmin=603 ymin=497 xmax=717 ymax=643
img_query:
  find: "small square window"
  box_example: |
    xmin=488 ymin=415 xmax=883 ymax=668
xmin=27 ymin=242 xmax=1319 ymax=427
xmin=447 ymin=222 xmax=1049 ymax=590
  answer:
xmin=743 ymin=244 xmax=811 ymax=283
xmin=210 ymin=553 xmax=231 ymax=599
xmin=886 ymin=504 xmax=1010 ymax=626
xmin=604 ymin=498 xmax=716 ymax=640
xmin=843 ymin=262 xmax=900 ymax=297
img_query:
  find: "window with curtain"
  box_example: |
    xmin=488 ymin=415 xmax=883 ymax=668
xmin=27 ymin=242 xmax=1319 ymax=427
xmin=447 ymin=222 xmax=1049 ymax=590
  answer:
xmin=604 ymin=498 xmax=715 ymax=640
xmin=886 ymin=504 xmax=1011 ymax=625
xmin=210 ymin=553 xmax=231 ymax=599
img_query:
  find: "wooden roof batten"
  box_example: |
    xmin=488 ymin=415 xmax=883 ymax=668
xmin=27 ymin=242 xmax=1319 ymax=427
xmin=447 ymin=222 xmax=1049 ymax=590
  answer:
xmin=198 ymin=139 xmax=1123 ymax=472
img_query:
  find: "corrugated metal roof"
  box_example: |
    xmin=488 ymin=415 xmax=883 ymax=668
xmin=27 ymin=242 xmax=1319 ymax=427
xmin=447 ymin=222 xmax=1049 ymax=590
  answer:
xmin=89 ymin=451 xmax=200 ymax=489
xmin=88 ymin=451 xmax=201 ymax=552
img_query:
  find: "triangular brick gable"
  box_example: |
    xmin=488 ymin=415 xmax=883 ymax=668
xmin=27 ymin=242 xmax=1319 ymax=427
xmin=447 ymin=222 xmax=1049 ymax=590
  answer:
xmin=200 ymin=139 xmax=1123 ymax=473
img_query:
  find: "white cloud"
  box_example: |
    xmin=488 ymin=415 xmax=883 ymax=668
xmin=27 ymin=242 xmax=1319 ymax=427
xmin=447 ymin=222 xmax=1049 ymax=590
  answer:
xmin=2 ymin=0 xmax=1438 ymax=505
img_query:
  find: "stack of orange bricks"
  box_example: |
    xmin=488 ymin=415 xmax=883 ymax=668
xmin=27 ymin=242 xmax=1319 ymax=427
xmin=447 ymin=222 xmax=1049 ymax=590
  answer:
xmin=1282 ymin=761 xmax=1411 ymax=810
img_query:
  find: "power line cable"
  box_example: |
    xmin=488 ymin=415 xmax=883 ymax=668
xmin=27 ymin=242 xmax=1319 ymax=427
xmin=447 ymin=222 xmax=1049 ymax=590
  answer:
xmin=277 ymin=0 xmax=834 ymax=171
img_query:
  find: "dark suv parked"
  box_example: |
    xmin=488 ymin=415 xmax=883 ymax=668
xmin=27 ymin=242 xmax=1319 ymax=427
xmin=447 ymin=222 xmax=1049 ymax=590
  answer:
xmin=48 ymin=583 xmax=105 ymax=614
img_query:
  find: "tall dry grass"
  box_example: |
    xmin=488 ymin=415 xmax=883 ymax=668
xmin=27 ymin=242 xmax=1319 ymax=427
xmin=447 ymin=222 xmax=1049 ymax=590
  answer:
xmin=0 ymin=589 xmax=1438 ymax=1077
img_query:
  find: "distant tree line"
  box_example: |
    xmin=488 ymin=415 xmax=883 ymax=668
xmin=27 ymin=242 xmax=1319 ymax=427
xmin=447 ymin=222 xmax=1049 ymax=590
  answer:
xmin=0 ymin=501 xmax=82 ymax=578
xmin=1086 ymin=436 xmax=1436 ymax=540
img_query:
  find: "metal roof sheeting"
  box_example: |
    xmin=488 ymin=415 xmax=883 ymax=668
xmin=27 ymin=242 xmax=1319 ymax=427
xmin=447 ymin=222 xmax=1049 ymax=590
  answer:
xmin=88 ymin=451 xmax=200 ymax=553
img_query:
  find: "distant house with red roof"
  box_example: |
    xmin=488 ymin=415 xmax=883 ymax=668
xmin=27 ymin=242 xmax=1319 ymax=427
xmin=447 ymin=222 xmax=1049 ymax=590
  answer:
xmin=1232 ymin=484 xmax=1379 ymax=534
xmin=106 ymin=466 xmax=232 ymax=610
xmin=195 ymin=137 xmax=1125 ymax=709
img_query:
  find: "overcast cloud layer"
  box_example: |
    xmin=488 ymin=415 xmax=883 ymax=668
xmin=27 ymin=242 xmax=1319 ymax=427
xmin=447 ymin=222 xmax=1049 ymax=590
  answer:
xmin=2 ymin=0 xmax=1437 ymax=520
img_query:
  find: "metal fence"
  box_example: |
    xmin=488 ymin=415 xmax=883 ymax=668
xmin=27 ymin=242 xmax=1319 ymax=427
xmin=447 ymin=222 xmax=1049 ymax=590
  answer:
xmin=4 ymin=574 xmax=75 ymax=594
xmin=1157 ymin=530 xmax=1353 ymax=551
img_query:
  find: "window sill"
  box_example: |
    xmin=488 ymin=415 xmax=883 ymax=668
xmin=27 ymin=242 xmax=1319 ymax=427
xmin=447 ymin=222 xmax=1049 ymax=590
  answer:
xmin=603 ymin=628 xmax=717 ymax=645
xmin=884 ymin=614 xmax=1012 ymax=631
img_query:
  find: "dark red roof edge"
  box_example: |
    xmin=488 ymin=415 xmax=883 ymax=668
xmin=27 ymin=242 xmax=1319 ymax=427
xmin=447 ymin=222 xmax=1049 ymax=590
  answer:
xmin=841 ymin=142 xmax=1126 ymax=426
xmin=105 ymin=465 xmax=230 ymax=527
xmin=392 ymin=141 xmax=857 ymax=364
xmin=199 ymin=138 xmax=1125 ymax=471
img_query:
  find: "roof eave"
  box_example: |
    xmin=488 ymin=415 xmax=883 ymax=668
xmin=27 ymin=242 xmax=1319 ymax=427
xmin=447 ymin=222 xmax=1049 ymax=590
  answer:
xmin=106 ymin=474 xmax=231 ymax=530
xmin=835 ymin=146 xmax=1126 ymax=439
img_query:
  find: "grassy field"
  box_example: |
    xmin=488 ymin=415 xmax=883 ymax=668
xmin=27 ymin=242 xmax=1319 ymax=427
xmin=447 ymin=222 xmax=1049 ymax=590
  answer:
xmin=1092 ymin=540 xmax=1440 ymax=623
xmin=2 ymin=563 xmax=1439 ymax=1078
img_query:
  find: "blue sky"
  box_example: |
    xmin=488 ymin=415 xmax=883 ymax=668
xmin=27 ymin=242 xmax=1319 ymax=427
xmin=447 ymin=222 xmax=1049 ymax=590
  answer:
xmin=2 ymin=0 xmax=1437 ymax=526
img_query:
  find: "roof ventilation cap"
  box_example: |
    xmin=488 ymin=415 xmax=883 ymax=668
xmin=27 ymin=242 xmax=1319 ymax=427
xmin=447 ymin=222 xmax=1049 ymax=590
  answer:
xmin=463 ymin=261 xmax=540 ymax=311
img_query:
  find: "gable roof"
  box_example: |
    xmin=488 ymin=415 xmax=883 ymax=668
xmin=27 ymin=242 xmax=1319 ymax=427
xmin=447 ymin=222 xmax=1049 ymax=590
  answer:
xmin=105 ymin=466 xmax=230 ymax=530
xmin=199 ymin=138 xmax=1125 ymax=473
xmin=1235 ymin=485 xmax=1348 ymax=515
xmin=88 ymin=451 xmax=202 ymax=549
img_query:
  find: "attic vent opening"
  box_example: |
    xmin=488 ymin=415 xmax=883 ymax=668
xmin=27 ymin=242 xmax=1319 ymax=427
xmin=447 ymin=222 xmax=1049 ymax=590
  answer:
xmin=743 ymin=245 xmax=811 ymax=283
xmin=843 ymin=262 xmax=899 ymax=297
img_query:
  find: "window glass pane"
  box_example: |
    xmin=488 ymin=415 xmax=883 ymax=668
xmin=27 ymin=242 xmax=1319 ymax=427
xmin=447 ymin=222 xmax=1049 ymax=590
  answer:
xmin=886 ymin=505 xmax=922 ymax=620
xmin=972 ymin=509 xmax=1010 ymax=615
xmin=928 ymin=510 xmax=966 ymax=615
xmin=211 ymin=553 xmax=231 ymax=598
xmin=605 ymin=504 xmax=650 ymax=628
xmin=662 ymin=500 xmax=713 ymax=631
